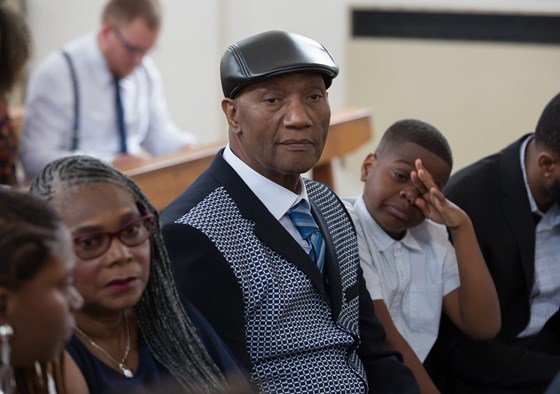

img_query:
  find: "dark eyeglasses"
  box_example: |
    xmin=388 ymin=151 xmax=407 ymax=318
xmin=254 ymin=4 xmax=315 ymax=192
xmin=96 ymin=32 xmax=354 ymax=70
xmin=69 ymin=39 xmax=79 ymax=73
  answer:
xmin=111 ymin=25 xmax=152 ymax=56
xmin=73 ymin=215 xmax=154 ymax=260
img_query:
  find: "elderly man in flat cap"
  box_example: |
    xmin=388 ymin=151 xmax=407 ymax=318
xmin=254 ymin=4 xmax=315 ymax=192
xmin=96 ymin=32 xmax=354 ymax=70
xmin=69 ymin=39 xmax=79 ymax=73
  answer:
xmin=161 ymin=30 xmax=419 ymax=393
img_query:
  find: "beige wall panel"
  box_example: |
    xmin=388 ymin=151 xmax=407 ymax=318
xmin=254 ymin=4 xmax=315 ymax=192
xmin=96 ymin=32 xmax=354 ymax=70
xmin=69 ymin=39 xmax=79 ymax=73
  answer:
xmin=346 ymin=38 xmax=560 ymax=179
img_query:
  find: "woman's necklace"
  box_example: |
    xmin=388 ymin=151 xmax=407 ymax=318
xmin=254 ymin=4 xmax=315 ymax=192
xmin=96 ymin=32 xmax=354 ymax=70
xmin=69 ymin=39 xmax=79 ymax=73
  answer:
xmin=75 ymin=310 xmax=133 ymax=378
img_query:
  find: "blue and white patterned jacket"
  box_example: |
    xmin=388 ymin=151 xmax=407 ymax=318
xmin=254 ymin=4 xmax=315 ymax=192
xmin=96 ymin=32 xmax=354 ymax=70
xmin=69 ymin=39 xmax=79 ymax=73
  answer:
xmin=162 ymin=151 xmax=418 ymax=394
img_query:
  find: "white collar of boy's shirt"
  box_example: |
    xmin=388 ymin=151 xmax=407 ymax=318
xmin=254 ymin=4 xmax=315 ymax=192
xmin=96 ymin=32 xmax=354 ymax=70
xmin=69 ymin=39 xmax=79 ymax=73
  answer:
xmin=354 ymin=195 xmax=421 ymax=253
xmin=223 ymin=145 xmax=309 ymax=220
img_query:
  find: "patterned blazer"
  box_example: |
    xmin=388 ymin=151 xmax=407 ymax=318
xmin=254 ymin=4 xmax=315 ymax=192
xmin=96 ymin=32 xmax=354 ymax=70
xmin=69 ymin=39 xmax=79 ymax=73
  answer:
xmin=162 ymin=151 xmax=418 ymax=394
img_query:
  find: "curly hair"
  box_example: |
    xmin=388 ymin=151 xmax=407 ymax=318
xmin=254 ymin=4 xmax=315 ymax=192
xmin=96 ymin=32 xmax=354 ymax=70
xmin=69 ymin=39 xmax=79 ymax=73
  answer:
xmin=0 ymin=189 xmax=68 ymax=394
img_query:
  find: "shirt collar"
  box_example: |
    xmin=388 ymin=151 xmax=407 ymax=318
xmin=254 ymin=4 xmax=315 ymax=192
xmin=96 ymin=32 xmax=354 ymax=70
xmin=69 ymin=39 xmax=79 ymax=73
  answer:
xmin=223 ymin=145 xmax=309 ymax=220
xmin=355 ymin=195 xmax=421 ymax=252
xmin=520 ymin=134 xmax=542 ymax=216
xmin=538 ymin=204 xmax=560 ymax=231
xmin=83 ymin=33 xmax=114 ymax=87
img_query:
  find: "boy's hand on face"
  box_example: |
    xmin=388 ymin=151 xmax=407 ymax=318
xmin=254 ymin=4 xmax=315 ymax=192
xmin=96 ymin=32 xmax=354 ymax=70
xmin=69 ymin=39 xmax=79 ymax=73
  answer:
xmin=411 ymin=159 xmax=468 ymax=229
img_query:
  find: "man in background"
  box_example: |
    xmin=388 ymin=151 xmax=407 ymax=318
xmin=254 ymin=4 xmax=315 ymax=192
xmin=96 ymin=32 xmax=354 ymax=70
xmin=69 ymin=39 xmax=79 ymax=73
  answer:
xmin=20 ymin=0 xmax=196 ymax=178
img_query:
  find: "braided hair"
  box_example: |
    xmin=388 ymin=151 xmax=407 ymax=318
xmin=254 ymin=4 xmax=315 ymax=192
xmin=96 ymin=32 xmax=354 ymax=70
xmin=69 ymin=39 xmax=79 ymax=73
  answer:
xmin=0 ymin=189 xmax=67 ymax=394
xmin=28 ymin=156 xmax=227 ymax=393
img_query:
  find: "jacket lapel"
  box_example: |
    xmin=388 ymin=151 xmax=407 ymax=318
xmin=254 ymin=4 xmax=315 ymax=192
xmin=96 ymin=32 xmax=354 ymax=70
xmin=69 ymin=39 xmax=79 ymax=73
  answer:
xmin=210 ymin=152 xmax=328 ymax=299
xmin=310 ymin=199 xmax=343 ymax=320
xmin=499 ymin=135 xmax=537 ymax=289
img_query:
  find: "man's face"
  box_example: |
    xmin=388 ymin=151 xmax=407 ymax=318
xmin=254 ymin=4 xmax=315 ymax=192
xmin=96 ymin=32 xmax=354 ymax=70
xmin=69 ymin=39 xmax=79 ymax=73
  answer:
xmin=101 ymin=18 xmax=158 ymax=79
xmin=223 ymin=72 xmax=331 ymax=191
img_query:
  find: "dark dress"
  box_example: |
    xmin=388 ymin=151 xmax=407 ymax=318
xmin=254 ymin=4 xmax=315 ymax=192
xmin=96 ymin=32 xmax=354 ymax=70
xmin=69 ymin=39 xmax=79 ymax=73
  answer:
xmin=67 ymin=298 xmax=251 ymax=393
xmin=67 ymin=330 xmax=172 ymax=394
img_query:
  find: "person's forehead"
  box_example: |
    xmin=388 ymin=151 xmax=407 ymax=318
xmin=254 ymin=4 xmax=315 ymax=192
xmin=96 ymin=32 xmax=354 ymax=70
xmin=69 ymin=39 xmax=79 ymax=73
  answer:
xmin=238 ymin=72 xmax=326 ymax=94
xmin=380 ymin=141 xmax=451 ymax=175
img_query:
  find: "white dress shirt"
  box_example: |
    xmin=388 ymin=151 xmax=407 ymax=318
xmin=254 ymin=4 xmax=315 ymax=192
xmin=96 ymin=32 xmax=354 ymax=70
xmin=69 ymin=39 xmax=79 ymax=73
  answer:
xmin=518 ymin=135 xmax=560 ymax=337
xmin=223 ymin=145 xmax=311 ymax=253
xmin=20 ymin=33 xmax=197 ymax=177
xmin=345 ymin=196 xmax=460 ymax=361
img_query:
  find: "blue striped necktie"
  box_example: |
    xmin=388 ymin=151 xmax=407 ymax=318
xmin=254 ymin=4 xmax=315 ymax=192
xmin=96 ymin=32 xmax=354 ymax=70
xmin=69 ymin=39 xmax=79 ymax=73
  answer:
xmin=114 ymin=78 xmax=127 ymax=153
xmin=287 ymin=200 xmax=325 ymax=274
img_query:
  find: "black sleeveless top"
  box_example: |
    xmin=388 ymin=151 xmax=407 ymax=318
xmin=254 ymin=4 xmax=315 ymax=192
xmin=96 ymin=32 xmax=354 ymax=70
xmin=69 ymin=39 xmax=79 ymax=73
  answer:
xmin=67 ymin=329 xmax=178 ymax=394
xmin=67 ymin=298 xmax=252 ymax=393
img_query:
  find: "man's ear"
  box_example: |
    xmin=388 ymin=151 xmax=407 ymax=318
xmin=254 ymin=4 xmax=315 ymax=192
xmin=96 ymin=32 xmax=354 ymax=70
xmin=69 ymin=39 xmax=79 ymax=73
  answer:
xmin=98 ymin=22 xmax=112 ymax=41
xmin=360 ymin=153 xmax=377 ymax=182
xmin=537 ymin=151 xmax=557 ymax=178
xmin=221 ymin=98 xmax=242 ymax=135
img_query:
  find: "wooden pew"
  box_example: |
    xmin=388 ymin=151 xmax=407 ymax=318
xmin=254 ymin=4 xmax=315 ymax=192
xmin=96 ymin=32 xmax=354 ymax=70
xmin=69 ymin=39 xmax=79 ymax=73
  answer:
xmin=123 ymin=108 xmax=373 ymax=211
xmin=312 ymin=107 xmax=372 ymax=188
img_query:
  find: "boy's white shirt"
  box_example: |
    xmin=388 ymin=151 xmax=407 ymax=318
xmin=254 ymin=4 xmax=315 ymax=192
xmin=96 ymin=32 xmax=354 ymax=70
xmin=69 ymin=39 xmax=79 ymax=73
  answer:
xmin=345 ymin=195 xmax=460 ymax=361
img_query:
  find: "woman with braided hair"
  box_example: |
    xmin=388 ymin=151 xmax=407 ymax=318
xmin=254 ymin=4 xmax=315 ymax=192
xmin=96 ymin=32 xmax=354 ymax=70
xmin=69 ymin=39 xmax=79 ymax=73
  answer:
xmin=29 ymin=155 xmax=251 ymax=394
xmin=0 ymin=189 xmax=83 ymax=394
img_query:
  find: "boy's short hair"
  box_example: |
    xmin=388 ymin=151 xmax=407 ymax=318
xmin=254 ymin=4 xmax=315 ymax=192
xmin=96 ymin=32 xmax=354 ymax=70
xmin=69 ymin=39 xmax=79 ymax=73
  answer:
xmin=535 ymin=92 xmax=560 ymax=157
xmin=376 ymin=119 xmax=453 ymax=168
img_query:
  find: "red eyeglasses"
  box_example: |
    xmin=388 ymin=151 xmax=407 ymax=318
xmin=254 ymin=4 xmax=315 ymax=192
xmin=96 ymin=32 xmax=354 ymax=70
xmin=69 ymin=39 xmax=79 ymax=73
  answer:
xmin=73 ymin=215 xmax=154 ymax=260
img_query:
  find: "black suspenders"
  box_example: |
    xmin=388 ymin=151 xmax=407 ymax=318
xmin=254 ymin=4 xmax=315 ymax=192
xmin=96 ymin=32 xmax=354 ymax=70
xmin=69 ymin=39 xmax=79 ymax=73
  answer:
xmin=60 ymin=50 xmax=153 ymax=152
xmin=61 ymin=50 xmax=80 ymax=150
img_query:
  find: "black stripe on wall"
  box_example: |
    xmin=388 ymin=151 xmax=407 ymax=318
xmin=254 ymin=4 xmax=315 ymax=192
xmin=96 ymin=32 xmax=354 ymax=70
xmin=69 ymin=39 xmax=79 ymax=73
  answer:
xmin=352 ymin=10 xmax=560 ymax=45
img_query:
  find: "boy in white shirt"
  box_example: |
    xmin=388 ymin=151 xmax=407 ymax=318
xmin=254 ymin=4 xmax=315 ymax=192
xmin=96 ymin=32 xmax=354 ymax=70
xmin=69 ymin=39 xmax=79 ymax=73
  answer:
xmin=345 ymin=119 xmax=500 ymax=393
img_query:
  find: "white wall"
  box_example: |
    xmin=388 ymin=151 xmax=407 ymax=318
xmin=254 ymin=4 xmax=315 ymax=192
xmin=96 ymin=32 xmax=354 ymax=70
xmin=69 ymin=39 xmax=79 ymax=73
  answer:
xmin=22 ymin=0 xmax=560 ymax=194
xmin=24 ymin=0 xmax=348 ymax=144
xmin=25 ymin=0 xmax=226 ymax=142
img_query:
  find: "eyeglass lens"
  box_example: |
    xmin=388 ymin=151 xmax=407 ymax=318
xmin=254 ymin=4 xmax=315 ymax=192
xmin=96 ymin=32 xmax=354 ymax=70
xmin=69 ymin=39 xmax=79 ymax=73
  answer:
xmin=73 ymin=215 xmax=154 ymax=260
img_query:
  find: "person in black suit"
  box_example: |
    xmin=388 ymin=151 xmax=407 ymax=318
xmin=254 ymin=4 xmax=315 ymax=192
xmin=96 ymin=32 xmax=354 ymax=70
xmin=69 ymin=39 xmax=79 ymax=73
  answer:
xmin=161 ymin=30 xmax=419 ymax=393
xmin=428 ymin=92 xmax=560 ymax=393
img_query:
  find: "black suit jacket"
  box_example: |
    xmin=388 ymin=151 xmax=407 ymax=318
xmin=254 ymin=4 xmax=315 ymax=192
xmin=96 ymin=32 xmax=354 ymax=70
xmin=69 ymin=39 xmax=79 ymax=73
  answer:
xmin=432 ymin=135 xmax=560 ymax=390
xmin=161 ymin=151 xmax=419 ymax=393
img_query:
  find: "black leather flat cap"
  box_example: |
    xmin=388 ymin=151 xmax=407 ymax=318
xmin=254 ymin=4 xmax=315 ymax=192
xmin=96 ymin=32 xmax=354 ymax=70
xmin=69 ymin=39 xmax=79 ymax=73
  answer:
xmin=220 ymin=30 xmax=339 ymax=98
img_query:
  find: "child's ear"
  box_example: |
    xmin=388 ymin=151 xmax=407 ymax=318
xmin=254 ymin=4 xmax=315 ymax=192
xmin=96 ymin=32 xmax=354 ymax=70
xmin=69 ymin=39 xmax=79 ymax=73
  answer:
xmin=360 ymin=153 xmax=377 ymax=182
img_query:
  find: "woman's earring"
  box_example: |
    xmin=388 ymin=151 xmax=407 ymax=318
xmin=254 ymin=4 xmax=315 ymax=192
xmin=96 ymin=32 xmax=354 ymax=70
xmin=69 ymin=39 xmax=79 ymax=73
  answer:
xmin=0 ymin=325 xmax=15 ymax=394
xmin=545 ymin=172 xmax=551 ymax=178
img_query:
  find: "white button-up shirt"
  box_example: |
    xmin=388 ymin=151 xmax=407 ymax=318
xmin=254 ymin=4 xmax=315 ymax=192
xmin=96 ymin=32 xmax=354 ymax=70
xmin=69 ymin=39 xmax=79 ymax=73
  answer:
xmin=346 ymin=196 xmax=460 ymax=361
xmin=518 ymin=135 xmax=560 ymax=337
xmin=20 ymin=33 xmax=196 ymax=177
xmin=223 ymin=145 xmax=311 ymax=252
